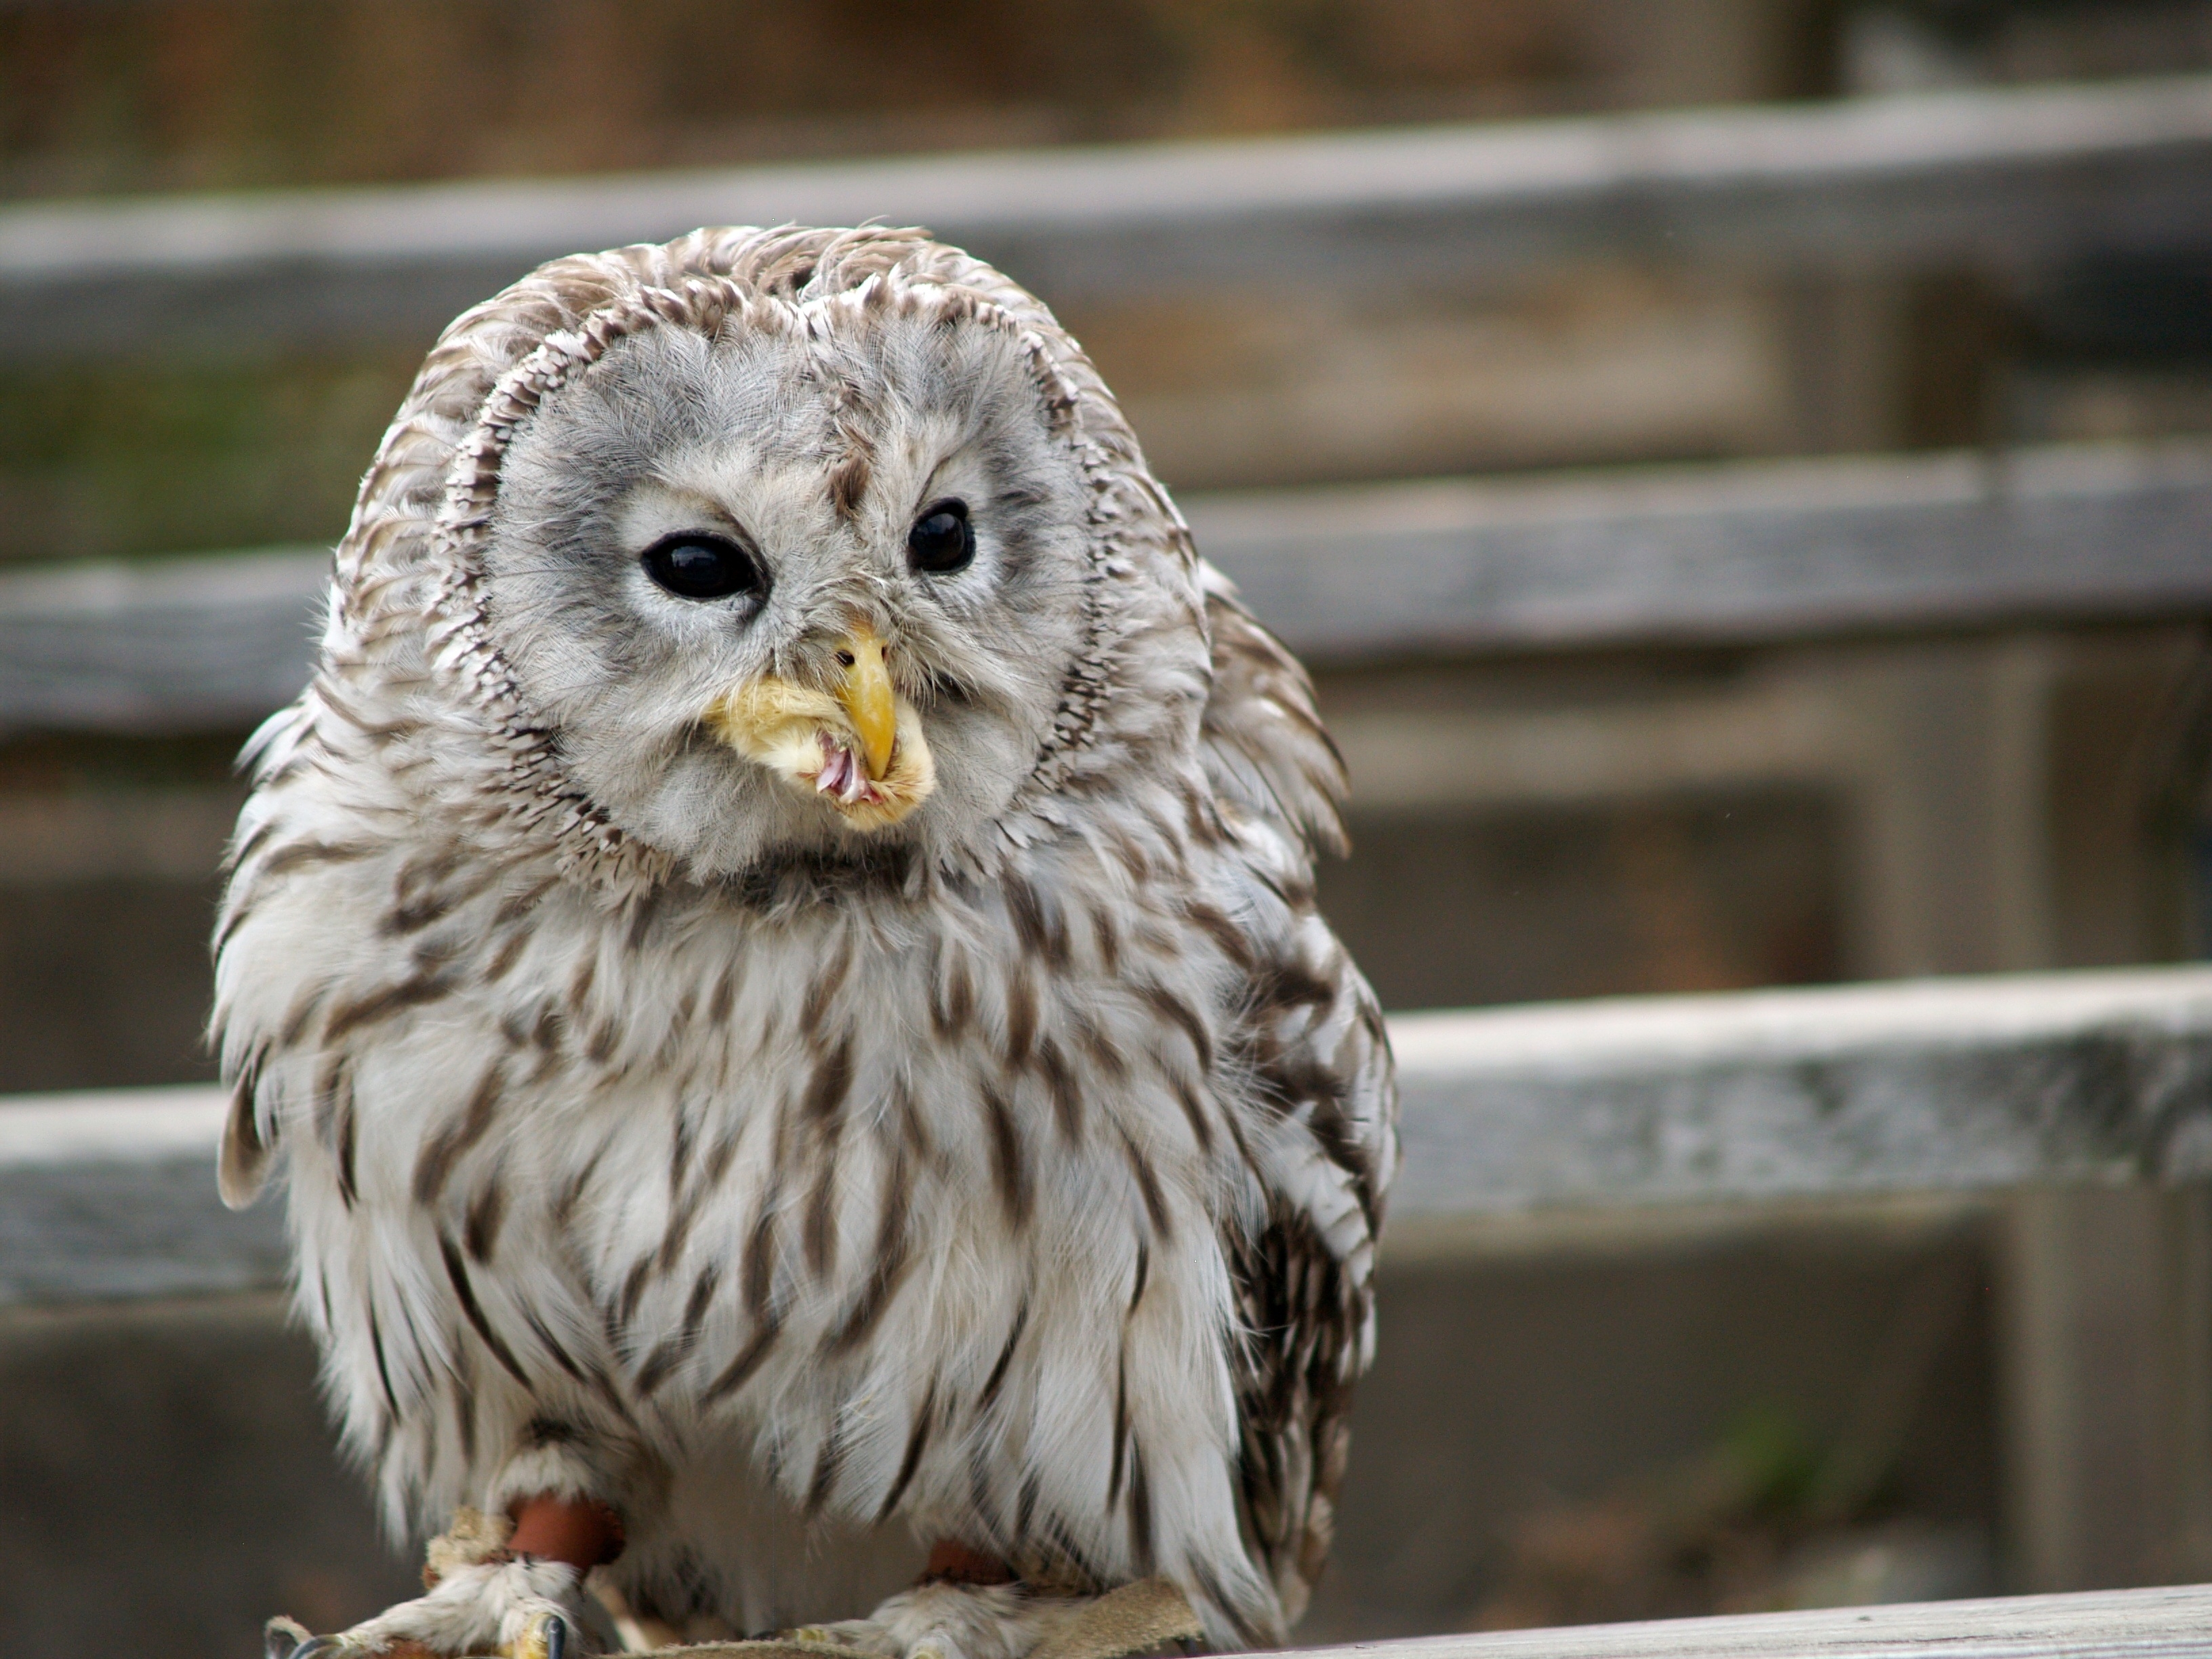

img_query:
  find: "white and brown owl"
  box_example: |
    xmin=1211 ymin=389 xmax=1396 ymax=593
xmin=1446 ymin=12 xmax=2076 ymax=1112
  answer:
xmin=213 ymin=226 xmax=1397 ymax=1659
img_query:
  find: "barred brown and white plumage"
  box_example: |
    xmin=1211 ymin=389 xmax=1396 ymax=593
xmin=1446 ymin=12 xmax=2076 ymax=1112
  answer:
xmin=213 ymin=226 xmax=1397 ymax=1659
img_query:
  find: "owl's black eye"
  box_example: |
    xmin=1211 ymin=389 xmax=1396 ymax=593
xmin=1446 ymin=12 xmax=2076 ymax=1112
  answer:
xmin=641 ymin=533 xmax=764 ymax=602
xmin=907 ymin=499 xmax=975 ymax=574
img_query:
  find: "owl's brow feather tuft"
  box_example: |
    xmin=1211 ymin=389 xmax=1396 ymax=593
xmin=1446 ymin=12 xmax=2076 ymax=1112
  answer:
xmin=827 ymin=449 xmax=872 ymax=521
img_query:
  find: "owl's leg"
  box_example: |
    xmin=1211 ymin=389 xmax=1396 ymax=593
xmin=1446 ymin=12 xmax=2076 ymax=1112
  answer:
xmin=264 ymin=1500 xmax=624 ymax=1658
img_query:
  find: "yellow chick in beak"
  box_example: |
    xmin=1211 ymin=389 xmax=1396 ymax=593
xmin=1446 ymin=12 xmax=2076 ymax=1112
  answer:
xmin=703 ymin=623 xmax=935 ymax=832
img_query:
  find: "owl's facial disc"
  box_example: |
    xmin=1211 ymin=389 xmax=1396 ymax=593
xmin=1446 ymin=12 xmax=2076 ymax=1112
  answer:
xmin=479 ymin=308 xmax=1094 ymax=876
xmin=701 ymin=620 xmax=937 ymax=832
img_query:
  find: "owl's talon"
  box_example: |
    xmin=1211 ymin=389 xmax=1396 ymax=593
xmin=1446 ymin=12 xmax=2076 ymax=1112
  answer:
xmin=283 ymin=1639 xmax=346 ymax=1659
xmin=514 ymin=1612 xmax=570 ymax=1659
xmin=264 ymin=1618 xmax=314 ymax=1659
xmin=493 ymin=1605 xmax=581 ymax=1659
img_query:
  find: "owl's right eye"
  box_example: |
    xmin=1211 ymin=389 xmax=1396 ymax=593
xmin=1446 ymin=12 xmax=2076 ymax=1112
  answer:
xmin=641 ymin=533 xmax=764 ymax=602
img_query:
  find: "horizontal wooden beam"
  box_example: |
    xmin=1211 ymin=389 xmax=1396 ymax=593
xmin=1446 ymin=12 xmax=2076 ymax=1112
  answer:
xmin=0 ymin=1087 xmax=280 ymax=1304
xmin=0 ymin=546 xmax=326 ymax=735
xmin=9 ymin=964 xmax=2212 ymax=1306
xmin=1294 ymin=1581 xmax=2212 ymax=1659
xmin=1188 ymin=436 xmax=2212 ymax=661
xmin=1 ymin=437 xmax=2203 ymax=735
xmin=4 ymin=75 xmax=2211 ymax=359
xmin=1388 ymin=964 xmax=2212 ymax=1225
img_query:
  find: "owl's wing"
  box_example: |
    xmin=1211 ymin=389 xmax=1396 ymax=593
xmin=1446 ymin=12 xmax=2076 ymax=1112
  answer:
xmin=1195 ymin=560 xmax=1349 ymax=860
xmin=1222 ymin=882 xmax=1396 ymax=1628
xmin=1196 ymin=562 xmax=1397 ymax=1626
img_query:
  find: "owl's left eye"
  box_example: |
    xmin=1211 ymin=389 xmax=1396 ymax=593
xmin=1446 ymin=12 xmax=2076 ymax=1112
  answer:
xmin=641 ymin=533 xmax=764 ymax=602
xmin=907 ymin=499 xmax=975 ymax=574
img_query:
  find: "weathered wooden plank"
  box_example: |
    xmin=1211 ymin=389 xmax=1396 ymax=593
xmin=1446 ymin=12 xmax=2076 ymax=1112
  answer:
xmin=1 ymin=437 xmax=2206 ymax=735
xmin=11 ymin=965 xmax=2212 ymax=1305
xmin=1289 ymin=1581 xmax=2212 ymax=1659
xmin=3 ymin=75 xmax=2210 ymax=359
xmin=0 ymin=1087 xmax=284 ymax=1303
xmin=0 ymin=546 xmax=327 ymax=735
xmin=1189 ymin=436 xmax=2212 ymax=661
xmin=1389 ymin=965 xmax=2212 ymax=1223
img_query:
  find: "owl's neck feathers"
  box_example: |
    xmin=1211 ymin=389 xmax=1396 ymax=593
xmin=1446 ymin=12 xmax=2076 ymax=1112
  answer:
xmin=298 ymin=226 xmax=1211 ymax=907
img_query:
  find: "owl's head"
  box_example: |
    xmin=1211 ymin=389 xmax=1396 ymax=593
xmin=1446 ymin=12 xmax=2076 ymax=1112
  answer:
xmin=334 ymin=228 xmax=1208 ymax=887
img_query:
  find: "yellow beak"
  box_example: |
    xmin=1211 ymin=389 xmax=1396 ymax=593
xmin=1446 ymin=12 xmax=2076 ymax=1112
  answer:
xmin=837 ymin=624 xmax=897 ymax=781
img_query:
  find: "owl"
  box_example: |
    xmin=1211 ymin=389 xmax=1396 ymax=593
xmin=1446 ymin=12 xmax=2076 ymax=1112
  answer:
xmin=213 ymin=226 xmax=1397 ymax=1659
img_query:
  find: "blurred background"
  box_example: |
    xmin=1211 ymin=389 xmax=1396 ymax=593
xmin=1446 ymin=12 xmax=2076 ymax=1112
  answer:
xmin=2 ymin=1 xmax=2212 ymax=1653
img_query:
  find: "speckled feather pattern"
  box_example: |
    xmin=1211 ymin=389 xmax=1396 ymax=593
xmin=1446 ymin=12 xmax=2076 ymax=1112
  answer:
xmin=212 ymin=227 xmax=1396 ymax=1652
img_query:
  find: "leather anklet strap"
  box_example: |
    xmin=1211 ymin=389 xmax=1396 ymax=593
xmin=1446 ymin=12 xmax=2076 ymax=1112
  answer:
xmin=924 ymin=1540 xmax=1016 ymax=1586
xmin=508 ymin=1495 xmax=627 ymax=1570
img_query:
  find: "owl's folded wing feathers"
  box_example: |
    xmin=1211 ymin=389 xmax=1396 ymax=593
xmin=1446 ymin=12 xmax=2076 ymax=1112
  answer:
xmin=1195 ymin=563 xmax=1397 ymax=1626
xmin=1195 ymin=562 xmax=1349 ymax=861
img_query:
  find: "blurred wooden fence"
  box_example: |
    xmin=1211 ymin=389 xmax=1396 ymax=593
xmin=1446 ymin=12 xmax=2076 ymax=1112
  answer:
xmin=1 ymin=74 xmax=2210 ymax=360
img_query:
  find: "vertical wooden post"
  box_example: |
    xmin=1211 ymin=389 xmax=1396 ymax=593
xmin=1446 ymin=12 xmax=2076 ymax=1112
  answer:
xmin=1999 ymin=1185 xmax=2212 ymax=1592
xmin=2163 ymin=1185 xmax=2212 ymax=1584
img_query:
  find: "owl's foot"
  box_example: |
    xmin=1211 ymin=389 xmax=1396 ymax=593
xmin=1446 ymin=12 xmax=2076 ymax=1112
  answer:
xmin=792 ymin=1582 xmax=1071 ymax=1659
xmin=260 ymin=1555 xmax=610 ymax=1658
xmin=791 ymin=1578 xmax=1202 ymax=1659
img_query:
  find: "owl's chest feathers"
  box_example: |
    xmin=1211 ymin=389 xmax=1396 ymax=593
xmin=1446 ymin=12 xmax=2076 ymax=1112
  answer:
xmin=290 ymin=839 xmax=1261 ymax=1428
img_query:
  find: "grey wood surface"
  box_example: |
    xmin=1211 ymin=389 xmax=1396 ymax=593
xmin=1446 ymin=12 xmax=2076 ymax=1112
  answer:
xmin=1289 ymin=1581 xmax=2212 ymax=1658
xmin=0 ymin=546 xmax=327 ymax=735
xmin=0 ymin=1087 xmax=284 ymax=1303
xmin=1388 ymin=965 xmax=2212 ymax=1223
xmin=4 ymin=75 xmax=2211 ymax=359
xmin=12 ymin=964 xmax=2212 ymax=1307
xmin=3 ymin=436 xmax=2207 ymax=735
xmin=1187 ymin=436 xmax=2212 ymax=661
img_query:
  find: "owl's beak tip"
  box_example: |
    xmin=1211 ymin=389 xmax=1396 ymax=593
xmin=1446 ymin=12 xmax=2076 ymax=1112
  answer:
xmin=702 ymin=629 xmax=932 ymax=828
xmin=836 ymin=624 xmax=898 ymax=781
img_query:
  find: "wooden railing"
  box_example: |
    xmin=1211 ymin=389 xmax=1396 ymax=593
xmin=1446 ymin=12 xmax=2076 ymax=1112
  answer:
xmin=1312 ymin=1582 xmax=2212 ymax=1659
xmin=3 ymin=74 xmax=2211 ymax=359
